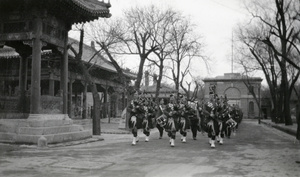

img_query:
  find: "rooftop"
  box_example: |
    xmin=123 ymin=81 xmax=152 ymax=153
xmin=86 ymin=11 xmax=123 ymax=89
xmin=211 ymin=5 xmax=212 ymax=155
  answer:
xmin=203 ymin=73 xmax=263 ymax=82
xmin=0 ymin=38 xmax=136 ymax=80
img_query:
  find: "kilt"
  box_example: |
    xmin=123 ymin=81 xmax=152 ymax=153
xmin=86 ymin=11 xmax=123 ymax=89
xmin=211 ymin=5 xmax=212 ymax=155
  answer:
xmin=128 ymin=114 xmax=144 ymax=129
xmin=179 ymin=117 xmax=191 ymax=130
xmin=165 ymin=117 xmax=179 ymax=132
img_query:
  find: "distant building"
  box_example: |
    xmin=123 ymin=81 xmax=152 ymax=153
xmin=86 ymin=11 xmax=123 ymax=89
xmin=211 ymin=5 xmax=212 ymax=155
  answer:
xmin=140 ymin=71 xmax=178 ymax=102
xmin=203 ymin=73 xmax=263 ymax=118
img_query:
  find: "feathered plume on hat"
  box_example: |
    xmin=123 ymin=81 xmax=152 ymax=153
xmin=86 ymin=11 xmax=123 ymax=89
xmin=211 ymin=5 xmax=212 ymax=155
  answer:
xmin=209 ymin=84 xmax=216 ymax=95
xmin=224 ymin=94 xmax=228 ymax=103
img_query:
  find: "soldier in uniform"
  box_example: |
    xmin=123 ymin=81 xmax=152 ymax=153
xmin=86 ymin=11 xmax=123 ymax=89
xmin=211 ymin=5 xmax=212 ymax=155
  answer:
xmin=197 ymin=100 xmax=206 ymax=135
xmin=142 ymin=98 xmax=156 ymax=142
xmin=225 ymin=105 xmax=238 ymax=138
xmin=128 ymin=92 xmax=144 ymax=145
xmin=178 ymin=95 xmax=191 ymax=143
xmin=186 ymin=101 xmax=199 ymax=140
xmin=231 ymin=104 xmax=243 ymax=131
xmin=215 ymin=96 xmax=230 ymax=145
xmin=202 ymin=85 xmax=219 ymax=148
xmin=128 ymin=92 xmax=154 ymax=145
xmin=155 ymin=98 xmax=167 ymax=139
xmin=164 ymin=94 xmax=180 ymax=147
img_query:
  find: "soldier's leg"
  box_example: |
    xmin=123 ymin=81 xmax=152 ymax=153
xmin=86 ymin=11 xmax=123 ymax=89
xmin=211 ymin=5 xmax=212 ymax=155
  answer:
xmin=143 ymin=129 xmax=150 ymax=142
xmin=170 ymin=131 xmax=176 ymax=147
xmin=180 ymin=129 xmax=187 ymax=143
xmin=156 ymin=124 xmax=164 ymax=139
xmin=131 ymin=128 xmax=138 ymax=145
xmin=191 ymin=120 xmax=198 ymax=140
xmin=219 ymin=122 xmax=225 ymax=144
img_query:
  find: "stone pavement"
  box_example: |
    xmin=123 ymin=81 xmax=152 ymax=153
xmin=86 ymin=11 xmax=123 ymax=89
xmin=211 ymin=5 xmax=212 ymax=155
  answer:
xmin=52 ymin=118 xmax=298 ymax=148
xmin=260 ymin=119 xmax=298 ymax=137
xmin=6 ymin=118 xmax=129 ymax=148
xmin=45 ymin=118 xmax=130 ymax=148
xmin=3 ymin=117 xmax=298 ymax=149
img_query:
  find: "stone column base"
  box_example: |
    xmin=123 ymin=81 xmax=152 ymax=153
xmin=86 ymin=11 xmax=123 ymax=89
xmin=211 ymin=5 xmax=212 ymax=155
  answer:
xmin=0 ymin=114 xmax=92 ymax=144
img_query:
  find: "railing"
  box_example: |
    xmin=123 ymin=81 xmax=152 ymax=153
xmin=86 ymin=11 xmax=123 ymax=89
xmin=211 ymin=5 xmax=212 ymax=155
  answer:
xmin=0 ymin=96 xmax=19 ymax=113
xmin=0 ymin=95 xmax=63 ymax=114
xmin=40 ymin=95 xmax=62 ymax=114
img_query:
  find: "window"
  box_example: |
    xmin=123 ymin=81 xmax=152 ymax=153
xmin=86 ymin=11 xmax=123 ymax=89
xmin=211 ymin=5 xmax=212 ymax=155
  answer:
xmin=249 ymin=101 xmax=254 ymax=113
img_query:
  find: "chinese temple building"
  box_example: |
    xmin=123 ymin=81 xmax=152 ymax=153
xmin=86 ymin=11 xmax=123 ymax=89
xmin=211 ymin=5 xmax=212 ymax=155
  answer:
xmin=0 ymin=0 xmax=114 ymax=144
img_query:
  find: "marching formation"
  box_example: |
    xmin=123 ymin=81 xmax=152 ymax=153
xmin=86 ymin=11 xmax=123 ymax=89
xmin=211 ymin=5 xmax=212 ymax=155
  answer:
xmin=127 ymin=89 xmax=243 ymax=148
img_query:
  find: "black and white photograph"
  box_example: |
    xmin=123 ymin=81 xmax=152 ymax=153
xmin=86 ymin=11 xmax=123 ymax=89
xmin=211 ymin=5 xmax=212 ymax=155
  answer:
xmin=0 ymin=0 xmax=299 ymax=176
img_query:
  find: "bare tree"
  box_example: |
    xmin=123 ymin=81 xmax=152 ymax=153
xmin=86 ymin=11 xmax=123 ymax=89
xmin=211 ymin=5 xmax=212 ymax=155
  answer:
xmin=146 ymin=7 xmax=177 ymax=103
xmin=167 ymin=13 xmax=205 ymax=96
xmin=122 ymin=5 xmax=163 ymax=91
xmin=235 ymin=24 xmax=282 ymax=122
xmin=238 ymin=0 xmax=300 ymax=125
xmin=86 ymin=18 xmax=136 ymax=92
xmin=69 ymin=26 xmax=102 ymax=135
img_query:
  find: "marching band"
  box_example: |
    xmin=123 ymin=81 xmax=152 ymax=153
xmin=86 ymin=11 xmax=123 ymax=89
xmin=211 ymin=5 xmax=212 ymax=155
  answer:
xmin=127 ymin=88 xmax=243 ymax=148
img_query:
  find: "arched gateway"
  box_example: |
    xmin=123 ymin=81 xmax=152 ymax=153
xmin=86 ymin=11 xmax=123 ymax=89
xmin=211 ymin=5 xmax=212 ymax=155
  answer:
xmin=0 ymin=0 xmax=111 ymax=144
xmin=203 ymin=73 xmax=262 ymax=118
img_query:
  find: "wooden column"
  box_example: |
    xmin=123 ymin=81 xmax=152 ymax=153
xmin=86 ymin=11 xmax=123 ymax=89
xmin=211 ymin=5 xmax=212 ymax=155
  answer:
xmin=103 ymin=89 xmax=108 ymax=118
xmin=49 ymin=79 xmax=55 ymax=96
xmin=82 ymin=82 xmax=87 ymax=119
xmin=49 ymin=73 xmax=55 ymax=96
xmin=68 ymin=79 xmax=73 ymax=118
xmin=19 ymin=55 xmax=28 ymax=112
xmin=30 ymin=16 xmax=42 ymax=114
xmin=62 ymin=32 xmax=68 ymax=114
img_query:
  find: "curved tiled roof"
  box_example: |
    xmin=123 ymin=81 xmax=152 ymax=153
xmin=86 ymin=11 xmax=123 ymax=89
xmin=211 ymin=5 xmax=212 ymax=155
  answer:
xmin=140 ymin=83 xmax=177 ymax=93
xmin=57 ymin=0 xmax=111 ymax=24
xmin=68 ymin=38 xmax=116 ymax=73
xmin=0 ymin=46 xmax=19 ymax=59
xmin=0 ymin=39 xmax=136 ymax=80
xmin=0 ymin=46 xmax=52 ymax=59
xmin=0 ymin=0 xmax=111 ymax=24
xmin=68 ymin=38 xmax=136 ymax=79
xmin=70 ymin=0 xmax=111 ymax=17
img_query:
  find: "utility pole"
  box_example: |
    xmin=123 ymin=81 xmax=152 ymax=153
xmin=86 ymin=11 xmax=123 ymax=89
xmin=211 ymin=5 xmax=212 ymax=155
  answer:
xmin=231 ymin=30 xmax=234 ymax=73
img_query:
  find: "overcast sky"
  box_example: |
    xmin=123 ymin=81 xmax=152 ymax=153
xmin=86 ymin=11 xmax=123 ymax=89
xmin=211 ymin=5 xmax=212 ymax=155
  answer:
xmin=108 ymin=0 xmax=249 ymax=78
xmin=69 ymin=0 xmax=250 ymax=82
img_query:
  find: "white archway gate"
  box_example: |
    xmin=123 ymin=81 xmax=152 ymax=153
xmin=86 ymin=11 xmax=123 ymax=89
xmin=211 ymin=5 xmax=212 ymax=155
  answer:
xmin=224 ymin=87 xmax=241 ymax=107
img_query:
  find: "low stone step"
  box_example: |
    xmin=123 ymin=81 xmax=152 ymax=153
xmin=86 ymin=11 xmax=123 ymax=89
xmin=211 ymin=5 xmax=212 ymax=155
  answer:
xmin=15 ymin=129 xmax=92 ymax=144
xmin=0 ymin=119 xmax=28 ymax=133
xmin=0 ymin=139 xmax=15 ymax=143
xmin=80 ymin=124 xmax=92 ymax=130
xmin=73 ymin=119 xmax=92 ymax=125
xmin=18 ymin=124 xmax=84 ymax=135
xmin=0 ymin=132 xmax=16 ymax=142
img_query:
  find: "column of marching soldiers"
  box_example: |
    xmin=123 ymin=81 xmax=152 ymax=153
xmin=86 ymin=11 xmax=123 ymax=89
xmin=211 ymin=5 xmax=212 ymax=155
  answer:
xmin=127 ymin=87 xmax=243 ymax=148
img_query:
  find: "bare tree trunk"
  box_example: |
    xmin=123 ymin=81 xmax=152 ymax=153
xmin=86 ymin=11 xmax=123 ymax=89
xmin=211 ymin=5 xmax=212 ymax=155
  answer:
xmin=90 ymin=83 xmax=101 ymax=135
xmin=297 ymin=102 xmax=300 ymax=140
xmin=70 ymin=28 xmax=102 ymax=135
xmin=134 ymin=56 xmax=147 ymax=91
xmin=77 ymin=60 xmax=102 ymax=135
xmin=155 ymin=63 xmax=164 ymax=104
